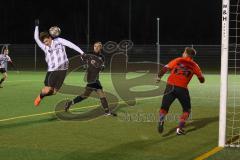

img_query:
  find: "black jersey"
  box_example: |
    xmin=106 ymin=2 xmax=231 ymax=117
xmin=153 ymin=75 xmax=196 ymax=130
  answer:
xmin=83 ymin=53 xmax=105 ymax=83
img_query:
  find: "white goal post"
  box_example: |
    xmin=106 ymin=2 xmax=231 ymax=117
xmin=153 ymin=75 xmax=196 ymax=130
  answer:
xmin=219 ymin=0 xmax=230 ymax=147
xmin=219 ymin=0 xmax=240 ymax=147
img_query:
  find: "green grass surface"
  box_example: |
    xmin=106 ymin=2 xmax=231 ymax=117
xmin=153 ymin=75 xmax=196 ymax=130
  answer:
xmin=0 ymin=71 xmax=222 ymax=160
xmin=208 ymin=148 xmax=240 ymax=160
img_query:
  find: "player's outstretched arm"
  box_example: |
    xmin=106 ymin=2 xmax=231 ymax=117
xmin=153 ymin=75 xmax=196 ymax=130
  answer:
xmin=58 ymin=38 xmax=84 ymax=55
xmin=193 ymin=63 xmax=205 ymax=83
xmin=198 ymin=76 xmax=205 ymax=83
xmin=7 ymin=56 xmax=18 ymax=71
xmin=9 ymin=61 xmax=17 ymax=70
xmin=34 ymin=19 xmax=45 ymax=50
xmin=156 ymin=66 xmax=168 ymax=83
xmin=7 ymin=55 xmax=12 ymax=64
xmin=156 ymin=58 xmax=178 ymax=83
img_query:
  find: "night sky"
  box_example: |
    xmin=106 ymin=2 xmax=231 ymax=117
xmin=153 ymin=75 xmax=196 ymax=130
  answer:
xmin=0 ymin=0 xmax=222 ymax=44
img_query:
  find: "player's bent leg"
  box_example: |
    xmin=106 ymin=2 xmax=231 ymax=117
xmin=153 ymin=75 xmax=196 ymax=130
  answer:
xmin=158 ymin=108 xmax=168 ymax=133
xmin=64 ymin=87 xmax=92 ymax=112
xmin=176 ymin=111 xmax=190 ymax=135
xmin=96 ymin=89 xmax=117 ymax=116
xmin=159 ymin=85 xmax=175 ymax=121
xmin=34 ymin=87 xmax=54 ymax=106
xmin=0 ymin=72 xmax=8 ymax=87
xmin=52 ymin=88 xmax=59 ymax=95
xmin=158 ymin=85 xmax=176 ymax=134
xmin=0 ymin=77 xmax=4 ymax=87
xmin=175 ymin=86 xmax=191 ymax=135
xmin=96 ymin=89 xmax=106 ymax=98
xmin=178 ymin=109 xmax=191 ymax=128
xmin=41 ymin=87 xmax=54 ymax=98
xmin=3 ymin=72 xmax=7 ymax=79
xmin=75 ymin=87 xmax=92 ymax=102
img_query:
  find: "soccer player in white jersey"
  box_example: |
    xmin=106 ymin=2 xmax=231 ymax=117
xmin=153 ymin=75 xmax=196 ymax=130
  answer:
xmin=0 ymin=48 xmax=13 ymax=88
xmin=34 ymin=20 xmax=85 ymax=106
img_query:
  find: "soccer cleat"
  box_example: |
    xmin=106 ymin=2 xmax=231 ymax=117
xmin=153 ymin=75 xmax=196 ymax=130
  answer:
xmin=64 ymin=101 xmax=72 ymax=112
xmin=176 ymin=128 xmax=186 ymax=135
xmin=34 ymin=95 xmax=41 ymax=106
xmin=105 ymin=112 xmax=117 ymax=117
xmin=158 ymin=121 xmax=164 ymax=134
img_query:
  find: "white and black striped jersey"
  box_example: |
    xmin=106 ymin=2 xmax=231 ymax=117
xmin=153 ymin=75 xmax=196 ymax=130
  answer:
xmin=34 ymin=26 xmax=84 ymax=72
xmin=0 ymin=54 xmax=11 ymax=69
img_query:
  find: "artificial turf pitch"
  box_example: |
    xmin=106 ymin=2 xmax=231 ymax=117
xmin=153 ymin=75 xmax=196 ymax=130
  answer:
xmin=0 ymin=71 xmax=236 ymax=160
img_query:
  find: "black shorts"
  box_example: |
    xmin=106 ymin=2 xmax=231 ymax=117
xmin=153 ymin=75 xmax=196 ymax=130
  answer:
xmin=0 ymin=68 xmax=6 ymax=73
xmin=86 ymin=80 xmax=103 ymax=90
xmin=44 ymin=70 xmax=67 ymax=90
xmin=161 ymin=84 xmax=191 ymax=113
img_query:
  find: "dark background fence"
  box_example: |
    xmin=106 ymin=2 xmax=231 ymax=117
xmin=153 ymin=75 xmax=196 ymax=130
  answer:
xmin=1 ymin=44 xmax=221 ymax=73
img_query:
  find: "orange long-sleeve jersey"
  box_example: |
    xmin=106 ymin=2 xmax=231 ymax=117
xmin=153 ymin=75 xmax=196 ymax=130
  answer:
xmin=162 ymin=57 xmax=204 ymax=88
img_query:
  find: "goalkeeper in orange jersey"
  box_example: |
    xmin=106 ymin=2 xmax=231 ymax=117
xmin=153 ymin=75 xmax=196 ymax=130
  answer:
xmin=156 ymin=47 xmax=205 ymax=135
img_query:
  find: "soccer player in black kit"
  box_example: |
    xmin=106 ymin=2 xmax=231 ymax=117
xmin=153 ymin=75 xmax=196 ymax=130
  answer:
xmin=64 ymin=42 xmax=117 ymax=116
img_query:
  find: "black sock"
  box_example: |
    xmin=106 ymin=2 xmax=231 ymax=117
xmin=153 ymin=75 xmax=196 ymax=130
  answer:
xmin=0 ymin=78 xmax=5 ymax=84
xmin=100 ymin=97 xmax=110 ymax=113
xmin=40 ymin=90 xmax=54 ymax=99
xmin=72 ymin=96 xmax=86 ymax=105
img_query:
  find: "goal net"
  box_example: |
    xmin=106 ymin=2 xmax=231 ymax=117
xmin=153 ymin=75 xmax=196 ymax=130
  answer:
xmin=219 ymin=0 xmax=240 ymax=147
xmin=226 ymin=0 xmax=240 ymax=147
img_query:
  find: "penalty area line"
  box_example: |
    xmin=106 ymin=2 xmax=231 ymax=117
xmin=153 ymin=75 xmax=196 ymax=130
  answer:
xmin=194 ymin=146 xmax=223 ymax=160
xmin=0 ymin=96 xmax=160 ymax=123
xmin=0 ymin=95 xmax=218 ymax=123
xmin=0 ymin=105 xmax=98 ymax=123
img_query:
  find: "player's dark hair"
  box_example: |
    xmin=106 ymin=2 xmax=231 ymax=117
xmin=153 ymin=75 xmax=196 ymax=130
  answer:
xmin=93 ymin=42 xmax=103 ymax=54
xmin=1 ymin=46 xmax=8 ymax=55
xmin=2 ymin=46 xmax=7 ymax=50
xmin=94 ymin=41 xmax=103 ymax=49
xmin=185 ymin=47 xmax=196 ymax=57
xmin=40 ymin=32 xmax=51 ymax=42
